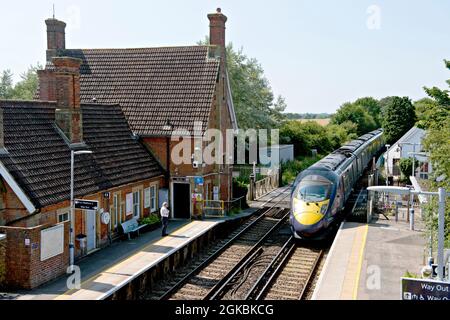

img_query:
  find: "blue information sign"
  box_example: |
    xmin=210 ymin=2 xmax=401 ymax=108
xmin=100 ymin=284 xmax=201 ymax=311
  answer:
xmin=194 ymin=177 xmax=204 ymax=186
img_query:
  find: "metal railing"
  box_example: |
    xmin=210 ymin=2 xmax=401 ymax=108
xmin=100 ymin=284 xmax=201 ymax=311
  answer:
xmin=202 ymin=196 xmax=247 ymax=218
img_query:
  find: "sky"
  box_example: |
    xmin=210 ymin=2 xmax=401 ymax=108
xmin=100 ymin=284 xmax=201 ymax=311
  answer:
xmin=0 ymin=0 xmax=449 ymax=114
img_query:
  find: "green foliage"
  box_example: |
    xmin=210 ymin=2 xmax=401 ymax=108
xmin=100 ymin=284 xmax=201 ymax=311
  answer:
xmin=140 ymin=214 xmax=160 ymax=226
xmin=280 ymin=121 xmax=332 ymax=156
xmin=0 ymin=63 xmax=42 ymax=100
xmin=281 ymin=155 xmax=323 ymax=185
xmin=420 ymin=59 xmax=450 ymax=247
xmin=354 ymin=97 xmax=382 ymax=127
xmin=226 ymin=44 xmax=287 ymax=129
xmin=381 ymin=96 xmax=416 ymax=144
xmin=198 ymin=37 xmax=286 ymax=130
xmin=283 ymin=112 xmax=332 ymax=120
xmin=399 ymin=158 xmax=419 ymax=182
xmin=331 ymin=101 xmax=377 ymax=136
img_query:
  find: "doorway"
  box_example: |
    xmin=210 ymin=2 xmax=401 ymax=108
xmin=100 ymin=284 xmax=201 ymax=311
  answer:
xmin=172 ymin=183 xmax=191 ymax=219
xmin=85 ymin=210 xmax=96 ymax=252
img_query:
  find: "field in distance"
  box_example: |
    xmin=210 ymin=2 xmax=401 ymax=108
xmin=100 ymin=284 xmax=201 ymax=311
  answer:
xmin=297 ymin=118 xmax=331 ymax=126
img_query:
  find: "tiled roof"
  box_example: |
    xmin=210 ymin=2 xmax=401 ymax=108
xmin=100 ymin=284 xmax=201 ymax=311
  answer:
xmin=0 ymin=100 xmax=163 ymax=209
xmin=60 ymin=46 xmax=220 ymax=136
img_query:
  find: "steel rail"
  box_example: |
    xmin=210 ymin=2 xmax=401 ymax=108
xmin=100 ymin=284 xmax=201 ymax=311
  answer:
xmin=158 ymin=189 xmax=291 ymax=300
xmin=204 ymin=210 xmax=290 ymax=300
xmin=244 ymin=236 xmax=295 ymax=300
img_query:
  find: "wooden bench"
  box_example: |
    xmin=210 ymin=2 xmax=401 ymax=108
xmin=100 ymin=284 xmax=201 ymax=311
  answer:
xmin=120 ymin=218 xmax=146 ymax=240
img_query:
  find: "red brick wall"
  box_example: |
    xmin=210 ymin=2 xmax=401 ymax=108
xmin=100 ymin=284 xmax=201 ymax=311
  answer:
xmin=0 ymin=222 xmax=69 ymax=289
xmin=0 ymin=234 xmax=5 ymax=288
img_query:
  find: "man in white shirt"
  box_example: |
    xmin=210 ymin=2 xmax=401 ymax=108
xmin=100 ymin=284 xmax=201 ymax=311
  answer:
xmin=160 ymin=202 xmax=170 ymax=237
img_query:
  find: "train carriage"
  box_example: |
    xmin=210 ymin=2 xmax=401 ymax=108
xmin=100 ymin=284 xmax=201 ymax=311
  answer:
xmin=290 ymin=129 xmax=385 ymax=239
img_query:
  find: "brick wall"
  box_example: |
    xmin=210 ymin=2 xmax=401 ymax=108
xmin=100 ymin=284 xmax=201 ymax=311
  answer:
xmin=0 ymin=222 xmax=69 ymax=289
xmin=0 ymin=234 xmax=6 ymax=288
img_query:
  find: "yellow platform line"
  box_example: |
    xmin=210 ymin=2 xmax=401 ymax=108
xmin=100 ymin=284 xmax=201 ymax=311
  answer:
xmin=55 ymin=222 xmax=192 ymax=300
xmin=352 ymin=224 xmax=368 ymax=300
xmin=339 ymin=223 xmax=369 ymax=300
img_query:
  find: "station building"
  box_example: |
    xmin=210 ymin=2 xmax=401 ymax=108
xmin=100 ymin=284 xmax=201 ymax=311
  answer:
xmin=41 ymin=8 xmax=238 ymax=219
xmin=0 ymin=56 xmax=164 ymax=289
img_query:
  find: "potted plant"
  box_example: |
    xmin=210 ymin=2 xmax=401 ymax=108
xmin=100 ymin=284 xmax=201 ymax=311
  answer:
xmin=139 ymin=214 xmax=162 ymax=232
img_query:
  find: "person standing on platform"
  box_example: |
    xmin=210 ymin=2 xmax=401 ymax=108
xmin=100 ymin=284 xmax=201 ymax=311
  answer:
xmin=160 ymin=202 xmax=170 ymax=237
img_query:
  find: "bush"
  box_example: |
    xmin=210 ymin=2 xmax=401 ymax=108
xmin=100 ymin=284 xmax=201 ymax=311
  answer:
xmin=140 ymin=214 xmax=160 ymax=226
xmin=281 ymin=155 xmax=322 ymax=185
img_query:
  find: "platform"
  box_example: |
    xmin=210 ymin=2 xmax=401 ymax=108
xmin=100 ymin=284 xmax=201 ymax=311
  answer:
xmin=313 ymin=208 xmax=426 ymax=300
xmin=248 ymin=185 xmax=292 ymax=209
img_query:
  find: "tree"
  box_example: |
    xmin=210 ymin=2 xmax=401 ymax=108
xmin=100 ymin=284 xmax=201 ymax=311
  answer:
xmin=399 ymin=158 xmax=418 ymax=180
xmin=331 ymin=102 xmax=377 ymax=136
xmin=0 ymin=70 xmax=14 ymax=99
xmin=381 ymin=96 xmax=416 ymax=144
xmin=353 ymin=97 xmax=382 ymax=127
xmin=0 ymin=63 xmax=42 ymax=100
xmin=199 ymin=38 xmax=286 ymax=129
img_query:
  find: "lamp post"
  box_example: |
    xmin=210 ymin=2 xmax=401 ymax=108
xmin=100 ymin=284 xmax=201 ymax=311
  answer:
xmin=385 ymin=144 xmax=391 ymax=186
xmin=367 ymin=186 xmax=450 ymax=282
xmin=163 ymin=119 xmax=173 ymax=211
xmin=69 ymin=149 xmax=93 ymax=273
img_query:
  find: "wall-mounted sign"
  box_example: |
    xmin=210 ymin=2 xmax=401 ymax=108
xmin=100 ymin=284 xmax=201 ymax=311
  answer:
xmin=191 ymin=193 xmax=203 ymax=201
xmin=126 ymin=193 xmax=133 ymax=216
xmin=74 ymin=199 xmax=98 ymax=210
xmin=194 ymin=177 xmax=204 ymax=186
xmin=402 ymin=277 xmax=450 ymax=300
xmin=41 ymin=224 xmax=64 ymax=261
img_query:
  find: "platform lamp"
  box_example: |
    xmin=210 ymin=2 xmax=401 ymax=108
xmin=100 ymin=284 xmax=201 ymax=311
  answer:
xmin=69 ymin=149 xmax=93 ymax=273
xmin=163 ymin=119 xmax=173 ymax=210
xmin=384 ymin=144 xmax=391 ymax=186
xmin=367 ymin=185 xmax=450 ymax=282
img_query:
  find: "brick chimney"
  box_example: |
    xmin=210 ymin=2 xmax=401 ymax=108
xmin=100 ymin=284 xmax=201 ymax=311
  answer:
xmin=52 ymin=57 xmax=83 ymax=144
xmin=45 ymin=18 xmax=66 ymax=62
xmin=208 ymin=8 xmax=227 ymax=49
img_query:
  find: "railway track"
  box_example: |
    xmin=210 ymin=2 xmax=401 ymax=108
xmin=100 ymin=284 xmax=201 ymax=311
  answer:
xmin=144 ymin=191 xmax=291 ymax=300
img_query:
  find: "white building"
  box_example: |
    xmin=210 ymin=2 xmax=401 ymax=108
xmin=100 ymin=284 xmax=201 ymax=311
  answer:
xmin=384 ymin=127 xmax=432 ymax=179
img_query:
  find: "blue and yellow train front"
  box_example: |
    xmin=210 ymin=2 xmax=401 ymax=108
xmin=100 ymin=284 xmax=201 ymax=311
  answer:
xmin=290 ymin=173 xmax=336 ymax=239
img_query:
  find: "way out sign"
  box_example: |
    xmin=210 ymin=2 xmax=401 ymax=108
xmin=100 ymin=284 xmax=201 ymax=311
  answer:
xmin=74 ymin=199 xmax=98 ymax=210
xmin=402 ymin=277 xmax=450 ymax=300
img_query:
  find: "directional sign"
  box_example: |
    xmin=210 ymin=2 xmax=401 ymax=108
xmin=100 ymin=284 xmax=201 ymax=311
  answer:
xmin=402 ymin=277 xmax=450 ymax=300
xmin=74 ymin=199 xmax=98 ymax=211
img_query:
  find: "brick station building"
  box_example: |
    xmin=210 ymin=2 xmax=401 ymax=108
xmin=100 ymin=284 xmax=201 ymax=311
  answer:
xmin=41 ymin=8 xmax=238 ymax=219
xmin=0 ymin=57 xmax=164 ymax=289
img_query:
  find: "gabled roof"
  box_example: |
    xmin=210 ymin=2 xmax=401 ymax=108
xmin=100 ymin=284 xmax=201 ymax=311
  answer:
xmin=55 ymin=46 xmax=222 ymax=136
xmin=387 ymin=126 xmax=425 ymax=153
xmin=0 ymin=100 xmax=163 ymax=210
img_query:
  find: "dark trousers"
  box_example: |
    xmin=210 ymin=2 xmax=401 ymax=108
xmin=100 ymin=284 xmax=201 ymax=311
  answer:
xmin=162 ymin=216 xmax=169 ymax=236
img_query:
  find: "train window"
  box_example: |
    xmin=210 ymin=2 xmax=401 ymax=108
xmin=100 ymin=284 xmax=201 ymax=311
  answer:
xmin=295 ymin=175 xmax=332 ymax=203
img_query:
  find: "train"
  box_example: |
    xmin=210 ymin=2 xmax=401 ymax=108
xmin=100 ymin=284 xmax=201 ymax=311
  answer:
xmin=290 ymin=129 xmax=385 ymax=239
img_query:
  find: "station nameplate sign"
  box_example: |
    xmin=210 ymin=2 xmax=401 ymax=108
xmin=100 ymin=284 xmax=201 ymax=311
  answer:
xmin=74 ymin=199 xmax=99 ymax=210
xmin=401 ymin=277 xmax=450 ymax=300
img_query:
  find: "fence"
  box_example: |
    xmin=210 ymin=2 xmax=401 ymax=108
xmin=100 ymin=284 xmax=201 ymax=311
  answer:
xmin=202 ymin=196 xmax=247 ymax=218
xmin=248 ymin=171 xmax=280 ymax=200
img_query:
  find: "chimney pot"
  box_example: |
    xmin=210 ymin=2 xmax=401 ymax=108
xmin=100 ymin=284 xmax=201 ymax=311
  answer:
xmin=208 ymin=9 xmax=227 ymax=48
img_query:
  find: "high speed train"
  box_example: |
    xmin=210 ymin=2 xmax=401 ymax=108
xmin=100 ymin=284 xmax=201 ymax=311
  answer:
xmin=290 ymin=129 xmax=385 ymax=239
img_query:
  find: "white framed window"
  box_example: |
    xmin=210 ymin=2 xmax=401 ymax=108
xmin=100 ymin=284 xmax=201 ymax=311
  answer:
xmin=111 ymin=193 xmax=120 ymax=230
xmin=150 ymin=185 xmax=157 ymax=212
xmin=144 ymin=185 xmax=158 ymax=213
xmin=57 ymin=212 xmax=69 ymax=223
xmin=133 ymin=190 xmax=141 ymax=218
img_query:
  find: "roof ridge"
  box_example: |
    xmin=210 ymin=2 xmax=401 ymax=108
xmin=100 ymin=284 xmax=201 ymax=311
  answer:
xmin=67 ymin=45 xmax=211 ymax=51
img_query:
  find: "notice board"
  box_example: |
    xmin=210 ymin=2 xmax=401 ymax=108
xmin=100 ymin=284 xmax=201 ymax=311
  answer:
xmin=40 ymin=224 xmax=64 ymax=261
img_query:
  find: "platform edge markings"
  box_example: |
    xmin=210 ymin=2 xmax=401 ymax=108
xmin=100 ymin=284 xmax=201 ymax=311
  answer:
xmin=353 ymin=224 xmax=368 ymax=300
xmin=339 ymin=223 xmax=368 ymax=299
xmin=54 ymin=221 xmax=197 ymax=299
xmin=311 ymin=221 xmax=345 ymax=300
xmin=54 ymin=220 xmax=221 ymax=300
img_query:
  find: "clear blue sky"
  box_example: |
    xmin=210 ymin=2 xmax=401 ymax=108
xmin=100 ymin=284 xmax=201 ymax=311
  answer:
xmin=1 ymin=0 xmax=449 ymax=113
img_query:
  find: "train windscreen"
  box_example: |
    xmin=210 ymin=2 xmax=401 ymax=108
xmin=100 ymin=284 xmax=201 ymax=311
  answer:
xmin=295 ymin=175 xmax=332 ymax=203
